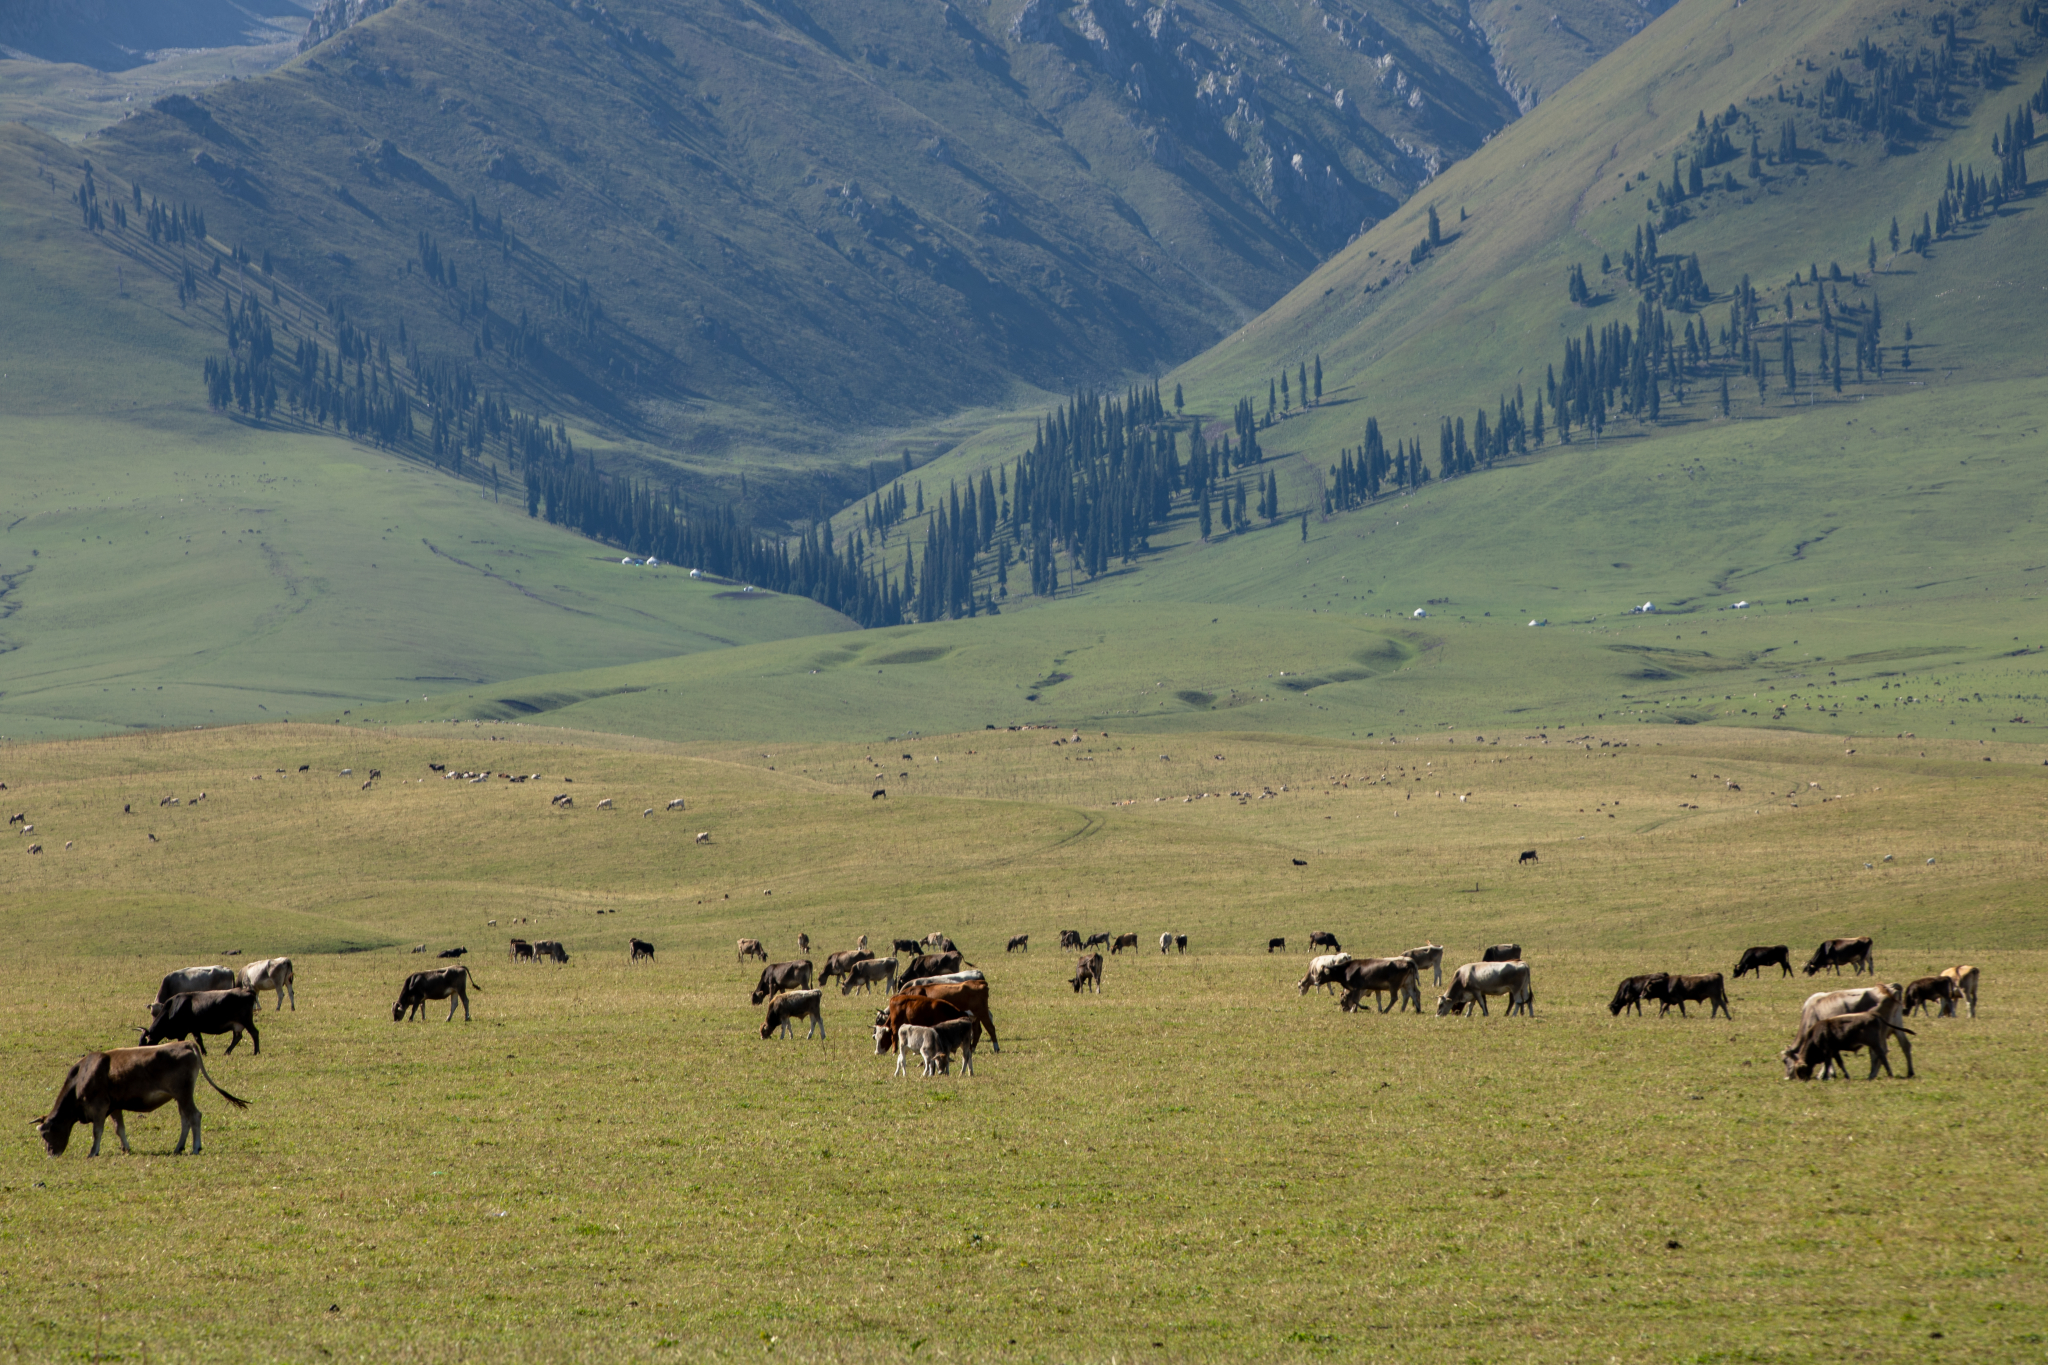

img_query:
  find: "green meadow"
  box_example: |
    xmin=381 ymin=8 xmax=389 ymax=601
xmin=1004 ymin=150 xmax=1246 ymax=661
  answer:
xmin=0 ymin=723 xmax=2043 ymax=1360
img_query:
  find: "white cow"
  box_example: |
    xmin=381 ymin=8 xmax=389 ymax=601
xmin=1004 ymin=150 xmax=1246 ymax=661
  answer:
xmin=1939 ymin=964 xmax=1979 ymax=1018
xmin=1437 ymin=961 xmax=1534 ymax=1017
xmin=1789 ymin=984 xmax=1909 ymax=1078
xmin=839 ymin=957 xmax=900 ymax=996
xmin=156 ymin=965 xmax=236 ymax=1004
xmin=1402 ymin=942 xmax=1445 ymax=986
xmin=239 ymin=956 xmax=296 ymax=1011
xmin=1297 ymin=952 xmax=1353 ymax=996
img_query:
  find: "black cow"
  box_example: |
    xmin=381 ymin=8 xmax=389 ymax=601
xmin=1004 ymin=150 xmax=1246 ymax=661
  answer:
xmin=1083 ymin=932 xmax=1112 ymax=951
xmin=891 ymin=938 xmax=922 ymax=956
xmin=1006 ymin=935 xmax=1030 ymax=953
xmin=394 ymin=967 xmax=479 ymax=1021
xmin=1733 ymin=945 xmax=1793 ymax=979
xmin=1802 ymin=937 xmax=1874 ymax=976
xmin=1518 ymin=849 xmax=1538 ymax=865
xmin=1482 ymin=943 xmax=1522 ymax=963
xmin=141 ymin=988 xmax=261 ymax=1055
xmin=750 ymin=961 xmax=813 ymax=1005
xmin=1058 ymin=930 xmax=1082 ymax=951
xmin=1267 ymin=937 xmax=1287 ymax=953
xmin=437 ymin=947 xmax=468 ymax=959
xmin=900 ymin=951 xmax=967 ymax=982
xmin=1607 ymin=973 xmax=1669 ymax=1017
xmin=1309 ymin=931 xmax=1342 ymax=952
xmin=630 ymin=938 xmax=656 ymax=961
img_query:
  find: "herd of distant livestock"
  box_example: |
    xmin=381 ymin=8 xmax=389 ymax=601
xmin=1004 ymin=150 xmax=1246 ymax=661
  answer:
xmin=32 ymin=923 xmax=1984 ymax=1157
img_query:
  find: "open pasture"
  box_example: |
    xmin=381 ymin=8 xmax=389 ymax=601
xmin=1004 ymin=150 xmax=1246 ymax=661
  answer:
xmin=1 ymin=723 xmax=2044 ymax=1360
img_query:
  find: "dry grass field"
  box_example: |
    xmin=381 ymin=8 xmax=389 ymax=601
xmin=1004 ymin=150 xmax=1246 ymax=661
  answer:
xmin=0 ymin=722 xmax=2043 ymax=1361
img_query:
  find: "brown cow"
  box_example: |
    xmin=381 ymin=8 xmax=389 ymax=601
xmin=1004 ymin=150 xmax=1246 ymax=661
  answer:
xmin=872 ymin=996 xmax=975 ymax=1054
xmin=394 ymin=967 xmax=479 ymax=1021
xmin=760 ymin=990 xmax=824 ymax=1040
xmin=817 ymin=949 xmax=874 ymax=986
xmin=1781 ymin=1010 xmax=1915 ymax=1081
xmin=1902 ymin=976 xmax=1960 ymax=1017
xmin=884 ymin=980 xmax=1000 ymax=1052
xmin=1802 ymin=937 xmax=1874 ymax=976
xmin=1109 ymin=933 xmax=1139 ymax=954
xmin=736 ymin=938 xmax=768 ymax=963
xmin=750 ymin=961 xmax=813 ymax=1005
xmin=1793 ymin=985 xmax=1910 ymax=1078
xmin=34 ymin=1042 xmax=249 ymax=1157
xmin=899 ymin=951 xmax=967 ymax=981
xmin=1070 ymin=952 xmax=1104 ymax=993
xmin=1608 ymin=973 xmax=1669 ymax=1016
xmin=1337 ymin=957 xmax=1421 ymax=1014
xmin=1652 ymin=972 xmax=1731 ymax=1019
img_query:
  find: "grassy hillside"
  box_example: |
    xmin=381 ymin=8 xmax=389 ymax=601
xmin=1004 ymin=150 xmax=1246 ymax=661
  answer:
xmin=52 ymin=0 xmax=1663 ymax=472
xmin=0 ymin=723 xmax=2042 ymax=1357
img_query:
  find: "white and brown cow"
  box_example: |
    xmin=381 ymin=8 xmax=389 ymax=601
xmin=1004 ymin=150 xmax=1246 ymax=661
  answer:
xmin=760 ymin=990 xmax=824 ymax=1040
xmin=839 ymin=957 xmax=900 ymax=996
xmin=1296 ymin=953 xmax=1353 ymax=996
xmin=34 ymin=1041 xmax=249 ymax=1157
xmin=1403 ymin=942 xmax=1445 ymax=987
xmin=736 ymin=938 xmax=767 ymax=963
xmin=238 ymin=956 xmax=295 ymax=1011
xmin=1787 ymin=984 xmax=1909 ymax=1078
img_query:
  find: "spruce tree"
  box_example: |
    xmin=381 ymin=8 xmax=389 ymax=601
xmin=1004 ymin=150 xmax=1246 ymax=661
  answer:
xmin=1199 ymin=483 xmax=1213 ymax=539
xmin=1298 ymin=362 xmax=1308 ymax=408
xmin=1174 ymin=382 xmax=1184 ymax=413
xmin=1312 ymin=355 xmax=1323 ymax=404
xmin=1427 ymin=204 xmax=1441 ymax=246
xmin=1719 ymin=375 xmax=1730 ymax=417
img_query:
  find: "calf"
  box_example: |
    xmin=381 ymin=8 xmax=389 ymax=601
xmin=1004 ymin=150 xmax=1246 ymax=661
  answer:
xmin=509 ymin=939 xmax=534 ymax=962
xmin=1058 ymin=930 xmax=1082 ymax=951
xmin=155 ymin=965 xmax=236 ymax=1004
xmin=750 ymin=961 xmax=814 ymax=1005
xmin=630 ymin=938 xmax=656 ymax=962
xmin=1308 ymin=931 xmax=1342 ymax=952
xmin=393 ymin=967 xmax=479 ymax=1022
xmin=1481 ymin=943 xmax=1522 ymax=963
xmin=1653 ymin=972 xmax=1731 ymax=1020
xmin=760 ymin=990 xmax=824 ymax=1040
xmin=1802 ymin=936 xmax=1874 ymax=976
xmin=1438 ymin=961 xmax=1534 ymax=1017
xmin=737 ymin=938 xmax=768 ymax=963
xmin=238 ymin=956 xmax=296 ymax=1011
xmin=818 ymin=949 xmax=873 ymax=986
xmin=1297 ymin=953 xmax=1353 ymax=996
xmin=798 ymin=933 xmax=811 ymax=955
xmin=839 ymin=957 xmax=899 ymax=996
xmin=1007 ymin=935 xmax=1030 ymax=953
xmin=1733 ymin=945 xmax=1793 ymax=979
xmin=34 ymin=1042 xmax=250 ymax=1157
xmin=1338 ymin=957 xmax=1422 ymax=1014
xmin=1781 ymin=1010 xmax=1915 ymax=1081
xmin=1070 ymin=952 xmax=1104 ymax=993
xmin=140 ymin=988 xmax=261 ymax=1055
xmin=890 ymin=1023 xmax=950 ymax=1077
xmin=928 ymin=1016 xmax=979 ymax=1076
xmin=1267 ymin=937 xmax=1287 ymax=953
xmin=1940 ymin=965 xmax=1979 ymax=1018
xmin=1110 ymin=933 xmax=1139 ymax=955
xmin=1902 ymin=976 xmax=1960 ymax=1017
xmin=873 ymin=996 xmax=975 ymax=1056
xmin=1607 ymin=973 xmax=1669 ymax=1017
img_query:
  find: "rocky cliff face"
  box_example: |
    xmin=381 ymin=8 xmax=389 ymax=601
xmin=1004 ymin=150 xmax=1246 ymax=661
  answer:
xmin=297 ymin=0 xmax=393 ymax=53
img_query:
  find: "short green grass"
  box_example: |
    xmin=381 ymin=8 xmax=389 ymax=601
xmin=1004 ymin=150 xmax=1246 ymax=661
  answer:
xmin=0 ymin=722 xmax=2042 ymax=1360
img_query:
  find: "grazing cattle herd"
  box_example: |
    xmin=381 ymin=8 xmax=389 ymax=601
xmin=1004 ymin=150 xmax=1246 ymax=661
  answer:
xmin=32 ymin=911 xmax=1989 ymax=1158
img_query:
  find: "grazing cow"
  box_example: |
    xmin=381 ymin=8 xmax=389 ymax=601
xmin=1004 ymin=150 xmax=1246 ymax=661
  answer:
xmin=666 ymin=798 xmax=686 ymax=811
xmin=141 ymin=988 xmax=261 ymax=1055
xmin=1607 ymin=973 xmax=1669 ymax=1017
xmin=1402 ymin=943 xmax=1445 ymax=987
xmin=760 ymin=990 xmax=824 ymax=1040
xmin=1481 ymin=943 xmax=1522 ymax=963
xmin=922 ymin=932 xmax=950 ymax=949
xmin=840 ymin=957 xmax=899 ymax=996
xmin=394 ymin=967 xmax=479 ymax=1021
xmin=927 ymin=1017 xmax=979 ymax=1075
xmin=1297 ymin=953 xmax=1354 ymax=995
xmin=155 ymin=965 xmax=236 ymax=1004
xmin=1083 ymin=932 xmax=1112 ymax=951
xmin=1070 ymin=952 xmax=1104 ymax=993
xmin=1007 ymin=935 xmax=1030 ymax=953
xmin=1058 ymin=930 xmax=1082 ymax=951
xmin=888 ymin=1023 xmax=950 ymax=1077
xmin=891 ymin=938 xmax=922 ymax=956
xmin=1437 ymin=961 xmax=1535 ymax=1017
xmin=901 ymin=951 xmax=968 ymax=982
xmin=437 ymin=947 xmax=467 ymax=959
xmin=1110 ymin=933 xmax=1139 ymax=955
xmin=1518 ymin=849 xmax=1538 ymax=865
xmin=1267 ymin=937 xmax=1287 ymax=953
xmin=509 ymin=939 xmax=534 ymax=962
xmin=1652 ymin=972 xmax=1732 ymax=1019
xmin=34 ymin=1042 xmax=249 ymax=1157
xmin=1940 ymin=965 xmax=1979 ymax=1018
xmin=1793 ymin=985 xmax=1911 ymax=1078
xmin=1175 ymin=934 xmax=1188 ymax=953
xmin=1781 ymin=1010 xmax=1915 ymax=1081
xmin=694 ymin=832 xmax=711 ymax=844
xmin=1159 ymin=932 xmax=1174 ymax=954
xmin=1309 ymin=931 xmax=1342 ymax=952
xmin=1734 ymin=945 xmax=1794 ymax=980
xmin=750 ymin=961 xmax=814 ymax=1005
xmin=885 ymin=980 xmax=1000 ymax=1052
xmin=238 ymin=957 xmax=296 ymax=1011
xmin=534 ymin=940 xmax=569 ymax=966
xmin=872 ymin=996 xmax=975 ymax=1055
xmin=630 ymin=938 xmax=656 ymax=962
xmin=798 ymin=933 xmax=811 ymax=955
xmin=737 ymin=939 xmax=768 ymax=963
xmin=1337 ymin=957 xmax=1422 ymax=1014
xmin=1802 ymin=937 xmax=1875 ymax=976
xmin=818 ymin=949 xmax=874 ymax=986
xmin=1902 ymin=976 xmax=1960 ymax=1017
xmin=6 ymin=812 xmax=22 ymax=824
xmin=597 ymin=799 xmax=613 ymax=810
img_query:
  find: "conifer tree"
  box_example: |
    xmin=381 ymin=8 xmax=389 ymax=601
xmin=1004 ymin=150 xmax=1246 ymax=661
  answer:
xmin=1312 ymin=355 xmax=1323 ymax=404
xmin=1298 ymin=362 xmax=1309 ymax=408
xmin=1174 ymin=382 xmax=1183 ymax=413
xmin=1427 ymin=204 xmax=1441 ymax=247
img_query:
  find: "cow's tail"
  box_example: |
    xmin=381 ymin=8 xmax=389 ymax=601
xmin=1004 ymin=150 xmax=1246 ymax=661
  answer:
xmin=195 ymin=1054 xmax=251 ymax=1110
xmin=465 ymin=970 xmax=484 ymax=993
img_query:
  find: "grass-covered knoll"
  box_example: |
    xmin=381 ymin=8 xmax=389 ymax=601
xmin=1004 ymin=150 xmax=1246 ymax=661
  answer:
xmin=1 ymin=723 xmax=2042 ymax=1359
xmin=61 ymin=0 xmax=1614 ymax=468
